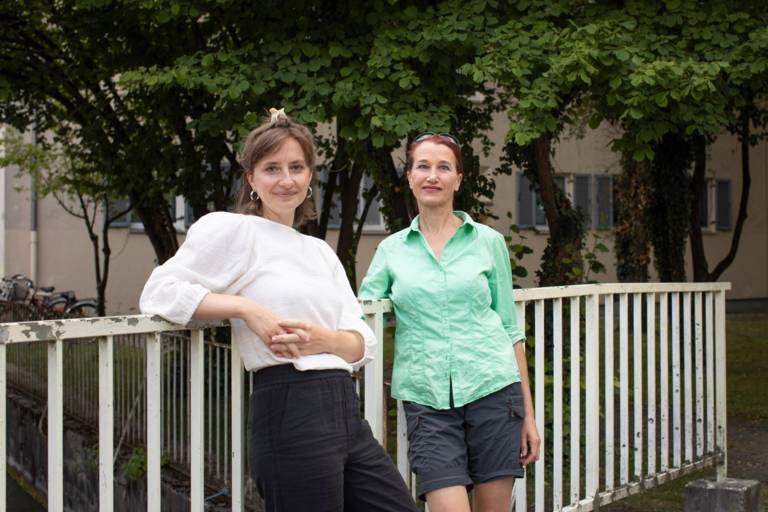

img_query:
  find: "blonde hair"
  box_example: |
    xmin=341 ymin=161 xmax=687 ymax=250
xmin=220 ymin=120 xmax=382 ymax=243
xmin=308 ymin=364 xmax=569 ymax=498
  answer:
xmin=236 ymin=110 xmax=317 ymax=225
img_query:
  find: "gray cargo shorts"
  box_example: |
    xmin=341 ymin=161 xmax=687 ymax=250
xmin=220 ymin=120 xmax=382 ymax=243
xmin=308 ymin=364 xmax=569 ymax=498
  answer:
xmin=403 ymin=382 xmax=526 ymax=500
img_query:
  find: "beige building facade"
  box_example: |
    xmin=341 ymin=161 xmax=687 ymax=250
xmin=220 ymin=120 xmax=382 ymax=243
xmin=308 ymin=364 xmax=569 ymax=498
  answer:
xmin=2 ymin=120 xmax=766 ymax=315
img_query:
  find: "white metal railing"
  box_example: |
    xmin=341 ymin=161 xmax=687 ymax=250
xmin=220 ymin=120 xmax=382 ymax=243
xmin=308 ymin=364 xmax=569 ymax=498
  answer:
xmin=0 ymin=282 xmax=730 ymax=511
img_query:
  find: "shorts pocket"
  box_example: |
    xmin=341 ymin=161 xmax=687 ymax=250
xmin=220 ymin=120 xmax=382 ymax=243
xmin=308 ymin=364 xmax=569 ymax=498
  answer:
xmin=405 ymin=412 xmax=420 ymax=441
xmin=510 ymin=402 xmax=526 ymax=420
xmin=503 ymin=383 xmax=525 ymax=420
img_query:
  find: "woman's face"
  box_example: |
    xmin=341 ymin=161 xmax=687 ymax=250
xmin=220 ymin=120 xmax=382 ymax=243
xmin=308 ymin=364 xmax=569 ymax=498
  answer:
xmin=247 ymin=137 xmax=312 ymax=225
xmin=407 ymin=141 xmax=462 ymax=209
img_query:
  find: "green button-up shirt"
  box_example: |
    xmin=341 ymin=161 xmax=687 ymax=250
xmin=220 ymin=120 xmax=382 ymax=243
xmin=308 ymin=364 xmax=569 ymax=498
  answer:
xmin=359 ymin=211 xmax=525 ymax=410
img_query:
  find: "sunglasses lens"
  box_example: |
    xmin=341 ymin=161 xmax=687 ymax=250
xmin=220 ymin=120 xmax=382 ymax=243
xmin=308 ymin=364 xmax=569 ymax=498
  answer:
xmin=414 ymin=132 xmax=435 ymax=142
xmin=414 ymin=132 xmax=460 ymax=147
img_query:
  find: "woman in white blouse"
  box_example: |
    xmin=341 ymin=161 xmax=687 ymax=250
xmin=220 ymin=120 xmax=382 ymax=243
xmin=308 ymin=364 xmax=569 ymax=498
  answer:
xmin=140 ymin=110 xmax=416 ymax=512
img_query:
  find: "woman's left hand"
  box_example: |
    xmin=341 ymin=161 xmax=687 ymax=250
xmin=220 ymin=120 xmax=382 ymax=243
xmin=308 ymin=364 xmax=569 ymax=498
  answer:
xmin=270 ymin=320 xmax=332 ymax=356
xmin=520 ymin=416 xmax=541 ymax=466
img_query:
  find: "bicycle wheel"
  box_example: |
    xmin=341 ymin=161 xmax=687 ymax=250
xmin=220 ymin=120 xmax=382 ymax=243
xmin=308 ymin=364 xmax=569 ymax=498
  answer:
xmin=46 ymin=297 xmax=69 ymax=315
xmin=65 ymin=300 xmax=98 ymax=318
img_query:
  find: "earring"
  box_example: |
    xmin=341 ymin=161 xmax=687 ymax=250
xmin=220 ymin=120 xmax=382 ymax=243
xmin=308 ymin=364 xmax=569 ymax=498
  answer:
xmin=306 ymin=186 xmax=313 ymax=199
xmin=250 ymin=189 xmax=259 ymax=201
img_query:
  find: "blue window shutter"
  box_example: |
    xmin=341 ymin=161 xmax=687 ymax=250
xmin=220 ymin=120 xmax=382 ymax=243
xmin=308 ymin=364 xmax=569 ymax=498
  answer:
xmin=698 ymin=184 xmax=709 ymax=228
xmin=716 ymin=180 xmax=731 ymax=230
xmin=362 ymin=174 xmax=382 ymax=227
xmin=574 ymin=174 xmax=592 ymax=227
xmin=185 ymin=202 xmax=197 ymax=227
xmin=518 ymin=173 xmax=534 ymax=227
xmin=596 ymin=176 xmax=613 ymax=229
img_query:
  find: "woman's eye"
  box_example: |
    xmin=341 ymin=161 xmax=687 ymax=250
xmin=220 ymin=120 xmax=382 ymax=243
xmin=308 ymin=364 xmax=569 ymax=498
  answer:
xmin=416 ymin=164 xmax=429 ymax=170
xmin=290 ymin=164 xmax=305 ymax=173
xmin=439 ymin=165 xmax=451 ymax=172
xmin=265 ymin=166 xmax=279 ymax=173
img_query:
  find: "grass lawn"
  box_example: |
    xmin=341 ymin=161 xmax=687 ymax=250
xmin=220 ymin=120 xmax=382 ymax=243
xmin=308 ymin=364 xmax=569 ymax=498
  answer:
xmin=603 ymin=317 xmax=768 ymax=511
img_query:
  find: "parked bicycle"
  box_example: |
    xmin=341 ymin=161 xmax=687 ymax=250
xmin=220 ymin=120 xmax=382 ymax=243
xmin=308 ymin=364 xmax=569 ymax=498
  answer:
xmin=0 ymin=274 xmax=98 ymax=318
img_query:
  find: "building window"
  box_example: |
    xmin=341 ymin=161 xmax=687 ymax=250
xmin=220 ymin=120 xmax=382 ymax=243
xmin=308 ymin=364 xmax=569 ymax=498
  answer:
xmin=517 ymin=172 xmax=613 ymax=230
xmin=105 ymin=198 xmax=132 ymax=227
xmin=318 ymin=168 xmax=386 ymax=232
xmin=697 ymin=178 xmax=731 ymax=232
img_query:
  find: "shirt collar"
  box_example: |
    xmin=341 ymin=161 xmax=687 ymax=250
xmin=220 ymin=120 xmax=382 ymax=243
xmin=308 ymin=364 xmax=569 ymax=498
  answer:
xmin=408 ymin=211 xmax=476 ymax=234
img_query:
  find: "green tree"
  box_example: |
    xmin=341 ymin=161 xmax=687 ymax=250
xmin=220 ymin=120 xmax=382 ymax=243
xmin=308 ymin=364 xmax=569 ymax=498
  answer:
xmin=570 ymin=1 xmax=768 ymax=281
xmin=467 ymin=1 xmax=596 ymax=286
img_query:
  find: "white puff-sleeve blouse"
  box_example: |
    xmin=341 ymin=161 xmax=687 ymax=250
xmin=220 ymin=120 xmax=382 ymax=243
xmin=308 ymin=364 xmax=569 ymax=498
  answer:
xmin=139 ymin=211 xmax=376 ymax=373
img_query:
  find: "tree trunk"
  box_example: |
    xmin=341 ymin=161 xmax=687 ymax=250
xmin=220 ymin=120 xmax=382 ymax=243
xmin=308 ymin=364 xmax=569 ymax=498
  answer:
xmin=335 ymin=161 xmax=364 ymax=292
xmin=614 ymin=153 xmax=652 ymax=282
xmin=689 ymin=135 xmax=710 ymax=281
xmin=131 ymin=192 xmax=179 ymax=264
xmin=708 ymin=113 xmax=751 ymax=281
xmin=527 ymin=135 xmax=586 ymax=286
xmin=370 ymin=145 xmax=412 ymax=232
xmin=649 ymin=133 xmax=692 ymax=282
xmin=691 ymin=113 xmax=752 ymax=281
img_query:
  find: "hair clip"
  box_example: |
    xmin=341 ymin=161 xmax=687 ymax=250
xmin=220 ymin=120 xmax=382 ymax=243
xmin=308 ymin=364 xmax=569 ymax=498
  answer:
xmin=269 ymin=107 xmax=287 ymax=123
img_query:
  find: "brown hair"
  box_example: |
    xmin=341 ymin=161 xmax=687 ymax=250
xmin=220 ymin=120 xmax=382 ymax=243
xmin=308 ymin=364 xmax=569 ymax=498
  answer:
xmin=405 ymin=134 xmax=464 ymax=175
xmin=236 ymin=113 xmax=317 ymax=225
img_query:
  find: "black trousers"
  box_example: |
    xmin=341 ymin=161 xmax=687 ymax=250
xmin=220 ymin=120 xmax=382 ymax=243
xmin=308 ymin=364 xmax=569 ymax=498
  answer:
xmin=248 ymin=365 xmax=418 ymax=512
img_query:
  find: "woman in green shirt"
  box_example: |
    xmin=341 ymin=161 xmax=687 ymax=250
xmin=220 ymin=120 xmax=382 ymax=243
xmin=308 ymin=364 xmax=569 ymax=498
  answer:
xmin=359 ymin=133 xmax=540 ymax=512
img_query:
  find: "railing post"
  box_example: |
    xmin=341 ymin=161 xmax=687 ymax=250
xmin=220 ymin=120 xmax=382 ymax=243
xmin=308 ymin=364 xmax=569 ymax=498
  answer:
xmin=231 ymin=338 xmax=244 ymax=512
xmin=632 ymin=293 xmax=643 ymax=480
xmin=364 ymin=308 xmax=385 ymax=443
xmin=585 ymin=294 xmax=599 ymax=497
xmin=190 ymin=330 xmax=205 ymax=512
xmin=604 ymin=294 xmax=614 ymax=491
xmin=514 ymin=301 xmax=527 ymax=512
xmin=569 ymin=297 xmax=581 ymax=504
xmin=552 ymin=298 xmax=563 ymax=509
xmin=715 ymin=290 xmax=727 ymax=479
xmin=98 ymin=335 xmax=114 ymax=512
xmin=659 ymin=293 xmax=669 ymax=472
xmin=534 ymin=300 xmax=545 ymax=511
xmin=146 ymin=332 xmax=162 ymax=510
xmin=619 ymin=293 xmax=629 ymax=485
xmin=47 ymin=337 xmax=64 ymax=512
xmin=646 ymin=293 xmax=657 ymax=477
xmin=0 ymin=342 xmax=6 ymax=511
xmin=695 ymin=292 xmax=704 ymax=459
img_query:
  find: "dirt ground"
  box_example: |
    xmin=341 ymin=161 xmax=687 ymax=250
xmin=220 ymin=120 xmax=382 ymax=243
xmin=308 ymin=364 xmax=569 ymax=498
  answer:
xmin=728 ymin=416 xmax=768 ymax=507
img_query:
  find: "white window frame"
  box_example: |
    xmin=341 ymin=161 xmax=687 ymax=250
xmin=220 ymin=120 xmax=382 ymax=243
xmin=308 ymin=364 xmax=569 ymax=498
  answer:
xmin=126 ymin=195 xmax=187 ymax=233
xmin=318 ymin=168 xmax=387 ymax=234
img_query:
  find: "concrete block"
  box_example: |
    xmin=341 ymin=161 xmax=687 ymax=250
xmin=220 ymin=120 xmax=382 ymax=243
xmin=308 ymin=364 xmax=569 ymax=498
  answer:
xmin=684 ymin=478 xmax=762 ymax=512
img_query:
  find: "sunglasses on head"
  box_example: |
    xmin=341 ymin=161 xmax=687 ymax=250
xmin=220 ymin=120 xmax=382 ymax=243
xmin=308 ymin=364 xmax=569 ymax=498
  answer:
xmin=413 ymin=132 xmax=461 ymax=148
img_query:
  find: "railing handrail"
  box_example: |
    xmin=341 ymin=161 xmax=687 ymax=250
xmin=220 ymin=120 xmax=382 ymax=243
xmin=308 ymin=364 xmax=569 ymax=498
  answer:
xmin=0 ymin=282 xmax=731 ymax=344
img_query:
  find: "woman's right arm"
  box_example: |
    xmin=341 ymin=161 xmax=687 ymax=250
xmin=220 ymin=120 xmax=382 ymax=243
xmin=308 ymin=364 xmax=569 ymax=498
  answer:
xmin=194 ymin=293 xmax=299 ymax=358
xmin=140 ymin=213 xmax=251 ymax=325
xmin=140 ymin=213 xmax=300 ymax=358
